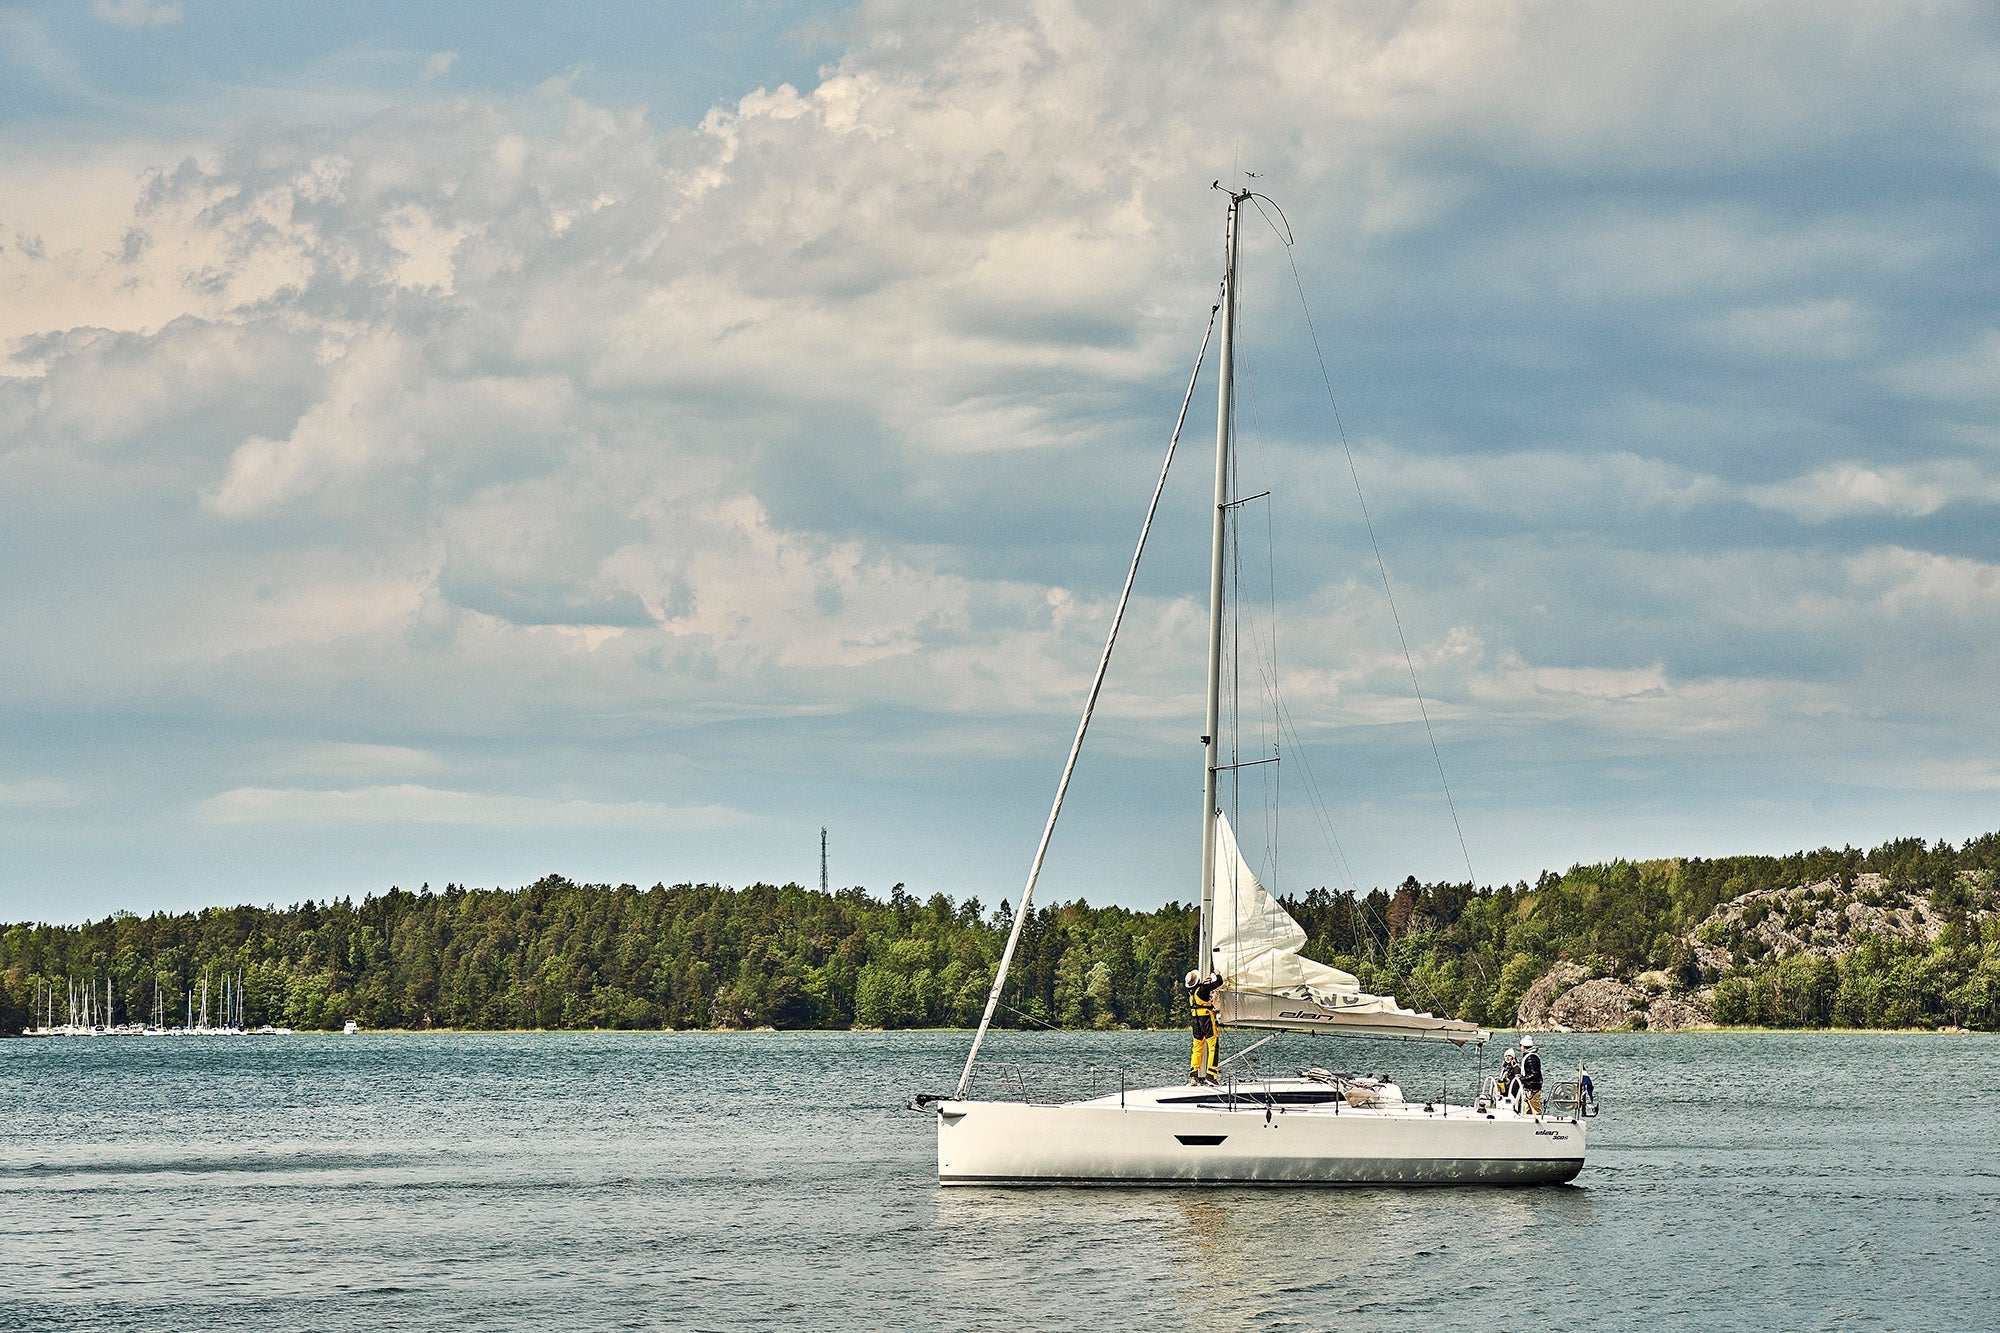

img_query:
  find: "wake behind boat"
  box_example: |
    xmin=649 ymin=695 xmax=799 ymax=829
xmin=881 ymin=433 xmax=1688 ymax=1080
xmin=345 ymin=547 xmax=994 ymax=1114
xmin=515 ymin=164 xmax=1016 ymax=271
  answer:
xmin=915 ymin=188 xmax=1595 ymax=1186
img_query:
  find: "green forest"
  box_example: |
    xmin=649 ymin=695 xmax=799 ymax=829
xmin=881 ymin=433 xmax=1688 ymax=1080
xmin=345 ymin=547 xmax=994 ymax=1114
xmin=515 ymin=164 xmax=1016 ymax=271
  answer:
xmin=4 ymin=830 xmax=1999 ymax=1034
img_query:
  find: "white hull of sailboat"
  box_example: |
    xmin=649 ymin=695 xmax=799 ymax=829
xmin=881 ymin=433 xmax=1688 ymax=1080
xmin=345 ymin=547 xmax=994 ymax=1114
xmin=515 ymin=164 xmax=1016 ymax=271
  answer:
xmin=937 ymin=1088 xmax=1584 ymax=1186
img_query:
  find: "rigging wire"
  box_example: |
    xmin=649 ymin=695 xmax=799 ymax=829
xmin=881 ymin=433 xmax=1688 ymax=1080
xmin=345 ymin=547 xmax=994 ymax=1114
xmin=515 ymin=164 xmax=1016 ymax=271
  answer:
xmin=1228 ymin=314 xmax=1283 ymax=902
xmin=1251 ymin=195 xmax=1478 ymax=889
xmin=1254 ymin=664 xmax=1397 ymax=961
xmin=1225 ymin=195 xmax=1429 ymax=963
xmin=955 ymin=294 xmax=1223 ymax=1100
xmin=986 ymin=1000 xmax=1176 ymax=1087
xmin=1265 ymin=498 xmax=1281 ymax=899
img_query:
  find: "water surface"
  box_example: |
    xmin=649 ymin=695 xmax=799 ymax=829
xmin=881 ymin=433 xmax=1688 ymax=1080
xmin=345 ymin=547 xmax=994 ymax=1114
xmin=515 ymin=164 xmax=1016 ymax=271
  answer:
xmin=3 ymin=1030 xmax=1994 ymax=1330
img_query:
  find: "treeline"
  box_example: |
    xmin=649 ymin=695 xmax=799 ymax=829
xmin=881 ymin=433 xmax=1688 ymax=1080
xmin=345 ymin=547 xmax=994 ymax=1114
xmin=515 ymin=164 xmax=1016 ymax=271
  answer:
xmin=1295 ymin=834 xmax=2000 ymax=1031
xmin=3 ymin=831 xmax=1998 ymax=1034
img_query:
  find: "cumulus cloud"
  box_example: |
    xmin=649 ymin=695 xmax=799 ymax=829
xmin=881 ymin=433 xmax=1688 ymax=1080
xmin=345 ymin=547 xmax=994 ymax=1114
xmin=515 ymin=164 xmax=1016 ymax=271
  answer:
xmin=0 ymin=780 xmax=80 ymax=805
xmin=9 ymin=1 xmax=2000 ymax=914
xmin=1689 ymin=298 xmax=1878 ymax=362
xmin=289 ymin=743 xmax=446 ymax=776
xmin=197 ymin=784 xmax=746 ymax=828
xmin=1893 ymin=330 xmax=2000 ymax=407
xmin=1748 ymin=461 xmax=2000 ymax=520
xmin=91 ymin=0 xmax=183 ymax=29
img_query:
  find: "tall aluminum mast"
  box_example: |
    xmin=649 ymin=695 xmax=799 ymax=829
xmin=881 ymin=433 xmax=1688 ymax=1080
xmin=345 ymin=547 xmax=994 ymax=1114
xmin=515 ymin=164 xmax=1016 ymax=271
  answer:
xmin=1198 ymin=190 xmax=1248 ymax=973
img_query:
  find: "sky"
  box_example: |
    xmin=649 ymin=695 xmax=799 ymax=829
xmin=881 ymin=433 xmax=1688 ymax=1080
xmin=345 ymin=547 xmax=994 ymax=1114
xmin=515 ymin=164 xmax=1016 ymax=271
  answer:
xmin=4 ymin=1 xmax=2000 ymax=925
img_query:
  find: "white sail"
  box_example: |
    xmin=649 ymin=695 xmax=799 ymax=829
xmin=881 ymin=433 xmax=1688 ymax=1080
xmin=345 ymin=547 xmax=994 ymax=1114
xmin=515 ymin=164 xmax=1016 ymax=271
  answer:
xmin=1211 ymin=812 xmax=1359 ymax=998
xmin=1210 ymin=813 xmax=1485 ymax=1044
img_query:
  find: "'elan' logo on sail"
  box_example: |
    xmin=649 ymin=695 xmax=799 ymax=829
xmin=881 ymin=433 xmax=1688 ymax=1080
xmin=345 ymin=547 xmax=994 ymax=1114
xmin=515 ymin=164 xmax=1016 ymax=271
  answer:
xmin=1277 ymin=1009 xmax=1329 ymax=1021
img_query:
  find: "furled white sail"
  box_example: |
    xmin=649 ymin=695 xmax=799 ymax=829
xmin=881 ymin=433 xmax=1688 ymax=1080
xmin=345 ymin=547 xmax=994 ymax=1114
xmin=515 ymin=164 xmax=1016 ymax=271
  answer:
xmin=1210 ymin=813 xmax=1486 ymax=1044
xmin=1210 ymin=812 xmax=1360 ymax=998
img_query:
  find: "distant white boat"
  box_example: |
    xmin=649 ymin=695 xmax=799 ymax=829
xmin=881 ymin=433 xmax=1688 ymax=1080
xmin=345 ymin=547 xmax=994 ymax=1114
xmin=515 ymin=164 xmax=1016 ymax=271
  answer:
xmin=342 ymin=1020 xmax=360 ymax=1035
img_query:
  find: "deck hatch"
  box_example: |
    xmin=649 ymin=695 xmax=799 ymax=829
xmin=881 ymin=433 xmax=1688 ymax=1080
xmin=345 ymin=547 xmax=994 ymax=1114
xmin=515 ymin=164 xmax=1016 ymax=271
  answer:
xmin=1158 ymin=1090 xmax=1348 ymax=1106
xmin=1175 ymin=1134 xmax=1228 ymax=1146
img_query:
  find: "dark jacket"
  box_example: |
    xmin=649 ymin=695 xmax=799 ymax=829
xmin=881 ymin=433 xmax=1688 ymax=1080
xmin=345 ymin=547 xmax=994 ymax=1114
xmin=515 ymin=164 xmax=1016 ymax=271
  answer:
xmin=1521 ymin=1050 xmax=1543 ymax=1091
xmin=1189 ymin=976 xmax=1222 ymax=1039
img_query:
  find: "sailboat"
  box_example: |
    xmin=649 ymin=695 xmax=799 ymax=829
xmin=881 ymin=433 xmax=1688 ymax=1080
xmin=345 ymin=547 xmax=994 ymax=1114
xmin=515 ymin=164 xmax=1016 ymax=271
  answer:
xmin=919 ymin=188 xmax=1588 ymax=1185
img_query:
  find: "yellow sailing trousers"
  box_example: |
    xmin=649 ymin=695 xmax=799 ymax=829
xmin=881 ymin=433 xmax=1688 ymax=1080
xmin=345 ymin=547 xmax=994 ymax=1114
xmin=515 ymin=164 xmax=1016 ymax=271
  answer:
xmin=1190 ymin=1035 xmax=1217 ymax=1080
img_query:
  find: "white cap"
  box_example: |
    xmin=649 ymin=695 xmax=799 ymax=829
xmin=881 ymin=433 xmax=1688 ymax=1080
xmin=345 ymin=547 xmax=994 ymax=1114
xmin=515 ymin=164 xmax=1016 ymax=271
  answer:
xmin=1184 ymin=970 xmax=1199 ymax=986
xmin=1521 ymin=1034 xmax=1536 ymax=1048
xmin=1504 ymin=1048 xmax=1517 ymax=1059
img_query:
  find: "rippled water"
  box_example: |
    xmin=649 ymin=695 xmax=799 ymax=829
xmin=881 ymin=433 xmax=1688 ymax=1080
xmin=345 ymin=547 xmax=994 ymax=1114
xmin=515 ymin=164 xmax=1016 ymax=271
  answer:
xmin=2 ymin=1030 xmax=1995 ymax=1330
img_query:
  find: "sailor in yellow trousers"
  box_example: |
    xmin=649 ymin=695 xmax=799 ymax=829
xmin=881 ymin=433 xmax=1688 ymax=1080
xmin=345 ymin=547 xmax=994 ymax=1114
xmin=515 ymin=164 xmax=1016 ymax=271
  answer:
xmin=1186 ymin=970 xmax=1223 ymax=1085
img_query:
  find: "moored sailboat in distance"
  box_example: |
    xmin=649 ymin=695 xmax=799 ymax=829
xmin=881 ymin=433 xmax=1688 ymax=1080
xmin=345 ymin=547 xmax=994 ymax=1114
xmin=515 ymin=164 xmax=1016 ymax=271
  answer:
xmin=916 ymin=188 xmax=1593 ymax=1185
xmin=23 ymin=967 xmax=292 ymax=1037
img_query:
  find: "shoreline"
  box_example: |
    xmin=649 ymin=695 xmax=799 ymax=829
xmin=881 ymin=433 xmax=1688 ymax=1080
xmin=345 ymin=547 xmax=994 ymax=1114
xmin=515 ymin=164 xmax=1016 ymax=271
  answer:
xmin=14 ymin=1023 xmax=1977 ymax=1038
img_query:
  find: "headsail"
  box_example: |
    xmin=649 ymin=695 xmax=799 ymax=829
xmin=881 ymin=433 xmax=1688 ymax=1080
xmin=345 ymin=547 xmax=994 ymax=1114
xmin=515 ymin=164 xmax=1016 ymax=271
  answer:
xmin=1209 ymin=813 xmax=1487 ymax=1045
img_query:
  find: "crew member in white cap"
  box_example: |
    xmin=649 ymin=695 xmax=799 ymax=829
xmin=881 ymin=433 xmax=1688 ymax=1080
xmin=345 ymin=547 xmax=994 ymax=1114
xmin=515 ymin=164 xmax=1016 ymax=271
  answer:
xmin=1520 ymin=1034 xmax=1544 ymax=1115
xmin=1498 ymin=1047 xmax=1521 ymax=1111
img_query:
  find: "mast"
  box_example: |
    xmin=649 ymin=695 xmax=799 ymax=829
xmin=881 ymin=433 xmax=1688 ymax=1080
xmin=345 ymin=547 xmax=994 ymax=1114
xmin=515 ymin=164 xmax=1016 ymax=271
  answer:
xmin=1199 ymin=190 xmax=1248 ymax=973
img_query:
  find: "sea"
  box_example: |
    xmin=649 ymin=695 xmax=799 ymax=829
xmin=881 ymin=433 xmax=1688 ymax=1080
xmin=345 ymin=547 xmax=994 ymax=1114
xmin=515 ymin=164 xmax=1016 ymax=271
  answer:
xmin=2 ymin=1029 xmax=1994 ymax=1331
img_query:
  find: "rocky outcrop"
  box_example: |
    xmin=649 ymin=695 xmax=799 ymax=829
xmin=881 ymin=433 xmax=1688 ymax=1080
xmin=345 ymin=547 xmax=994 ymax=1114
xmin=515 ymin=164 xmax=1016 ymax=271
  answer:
xmin=1548 ymin=977 xmax=1643 ymax=1031
xmin=1512 ymin=867 xmax=1980 ymax=1031
xmin=1689 ymin=873 xmax=1946 ymax=973
xmin=1516 ymin=966 xmax=1713 ymax=1032
xmin=1515 ymin=962 xmax=1588 ymax=1031
xmin=1643 ymin=989 xmax=1714 ymax=1031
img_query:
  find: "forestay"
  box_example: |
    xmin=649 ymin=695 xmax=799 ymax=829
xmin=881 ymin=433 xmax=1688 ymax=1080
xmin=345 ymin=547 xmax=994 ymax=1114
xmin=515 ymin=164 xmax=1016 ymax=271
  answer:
xmin=1210 ymin=813 xmax=1486 ymax=1045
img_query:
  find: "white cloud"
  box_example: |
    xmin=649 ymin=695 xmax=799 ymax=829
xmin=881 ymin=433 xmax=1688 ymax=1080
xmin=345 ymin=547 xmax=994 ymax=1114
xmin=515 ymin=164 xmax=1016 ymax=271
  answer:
xmin=1893 ymin=330 xmax=2000 ymax=407
xmin=0 ymin=779 xmax=80 ymax=805
xmin=1844 ymin=545 xmax=2000 ymax=615
xmin=1840 ymin=759 xmax=2000 ymax=793
xmin=289 ymin=743 xmax=446 ymax=777
xmin=1748 ymin=461 xmax=2000 ymax=520
xmin=1689 ymin=298 xmax=1877 ymax=362
xmin=91 ymin=0 xmax=183 ymax=29
xmin=1319 ymin=445 xmax=1726 ymax=521
xmin=196 ymin=784 xmax=747 ymax=829
xmin=1464 ymin=655 xmax=1839 ymax=739
xmin=8 ymin=3 xmax=2000 ymax=913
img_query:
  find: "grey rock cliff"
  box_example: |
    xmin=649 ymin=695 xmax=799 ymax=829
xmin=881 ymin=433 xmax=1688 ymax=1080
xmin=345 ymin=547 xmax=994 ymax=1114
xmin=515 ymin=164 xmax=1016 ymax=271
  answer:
xmin=1515 ymin=962 xmax=1588 ymax=1031
xmin=1513 ymin=867 xmax=1982 ymax=1031
xmin=1548 ymin=977 xmax=1645 ymax=1031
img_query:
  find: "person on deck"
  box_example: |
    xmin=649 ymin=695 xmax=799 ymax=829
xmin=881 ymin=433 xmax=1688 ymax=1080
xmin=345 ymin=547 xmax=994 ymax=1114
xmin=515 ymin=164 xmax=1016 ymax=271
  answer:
xmin=1186 ymin=970 xmax=1223 ymax=1085
xmin=1498 ymin=1048 xmax=1521 ymax=1112
xmin=1521 ymin=1034 xmax=1544 ymax=1115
